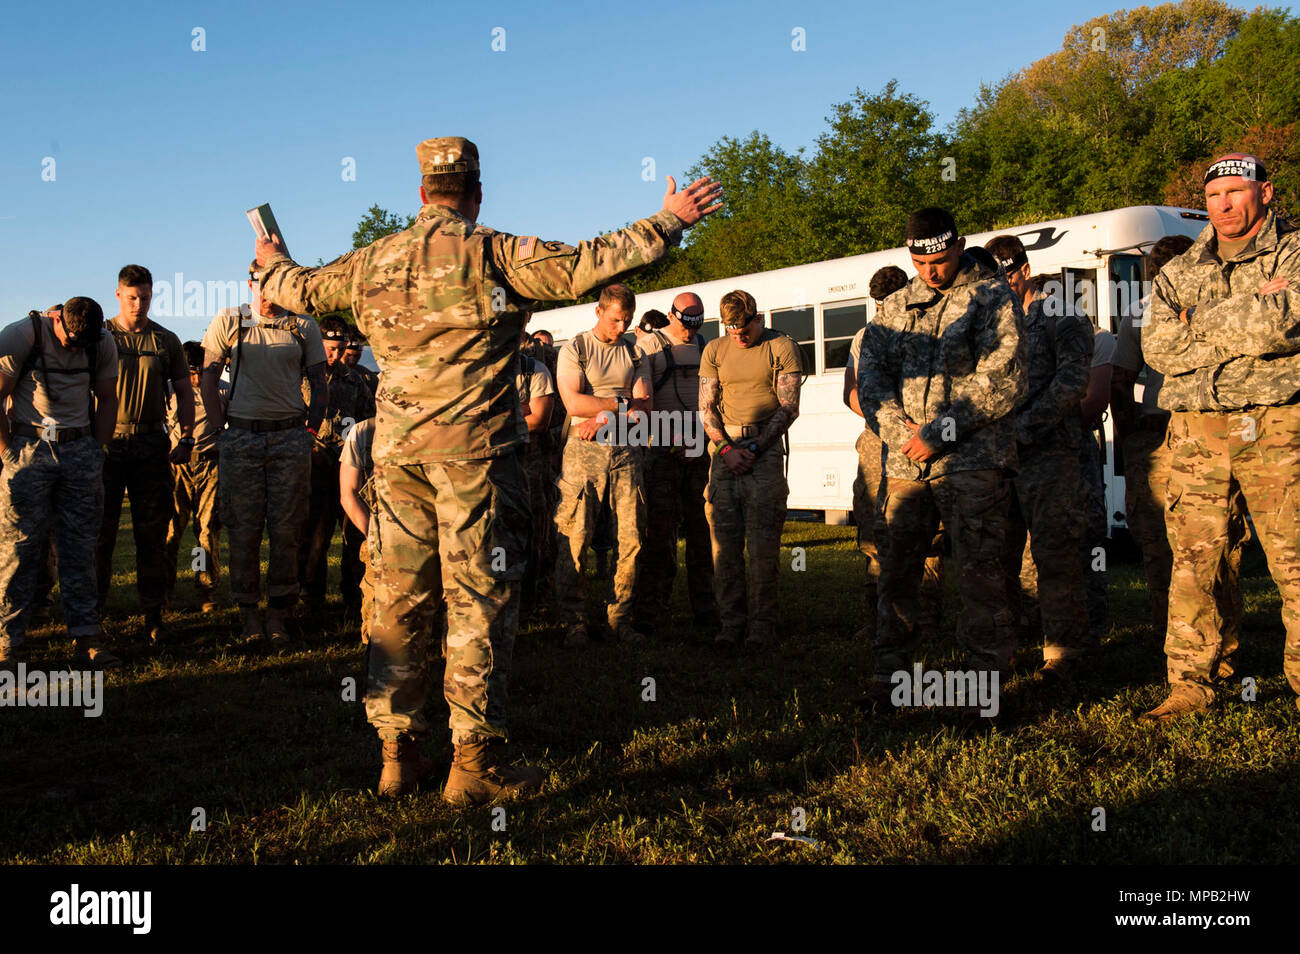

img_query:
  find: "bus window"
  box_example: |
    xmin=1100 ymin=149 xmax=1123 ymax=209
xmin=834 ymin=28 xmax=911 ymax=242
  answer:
xmin=769 ymin=306 xmax=816 ymax=373
xmin=1108 ymin=254 xmax=1144 ymax=325
xmin=701 ymin=320 xmax=720 ymax=343
xmin=822 ymin=300 xmax=867 ymax=370
xmin=1062 ymin=267 xmax=1099 ymax=327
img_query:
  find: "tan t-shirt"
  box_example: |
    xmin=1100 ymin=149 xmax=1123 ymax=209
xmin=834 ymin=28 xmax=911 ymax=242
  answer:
xmin=516 ymin=355 xmax=556 ymax=409
xmin=557 ymin=330 xmax=649 ymax=424
xmin=641 ymin=329 xmax=704 ymax=413
xmin=0 ymin=315 xmax=119 ymax=429
xmin=699 ymin=329 xmax=802 ymax=428
xmin=170 ymin=379 xmax=227 ymax=455
xmin=108 ymin=317 xmax=187 ymax=427
xmin=201 ymin=306 xmax=327 ymax=421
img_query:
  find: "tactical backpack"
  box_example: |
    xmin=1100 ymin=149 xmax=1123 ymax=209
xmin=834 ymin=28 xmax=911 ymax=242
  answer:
xmin=17 ymin=313 xmax=101 ymax=422
xmin=649 ymin=329 xmax=706 ymax=405
xmin=225 ymin=307 xmax=310 ymax=408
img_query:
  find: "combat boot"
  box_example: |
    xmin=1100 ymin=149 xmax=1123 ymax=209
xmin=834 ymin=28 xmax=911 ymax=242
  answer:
xmin=563 ymin=623 xmax=589 ymax=647
xmin=855 ymin=679 xmax=897 ymax=715
xmin=72 ymin=638 xmax=121 ymax=670
xmin=1035 ymin=656 xmax=1077 ymax=684
xmin=265 ymin=605 xmax=293 ymax=645
xmin=238 ymin=604 xmax=264 ymax=643
xmin=1141 ymin=687 xmax=1210 ymax=723
xmin=442 ymin=737 xmax=543 ymax=807
xmin=377 ymin=734 xmax=438 ymax=798
xmin=144 ymin=609 xmax=173 ymax=646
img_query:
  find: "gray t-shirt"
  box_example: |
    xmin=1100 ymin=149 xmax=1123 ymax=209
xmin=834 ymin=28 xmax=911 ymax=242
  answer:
xmin=1113 ymin=301 xmax=1165 ymax=416
xmin=201 ymin=305 xmax=326 ymax=421
xmin=0 ymin=315 xmax=118 ymax=429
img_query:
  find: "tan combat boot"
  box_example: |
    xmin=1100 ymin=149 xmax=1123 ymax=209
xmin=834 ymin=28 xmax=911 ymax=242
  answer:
xmin=145 ymin=609 xmax=173 ymax=646
xmin=72 ymin=638 xmax=121 ymax=670
xmin=265 ymin=606 xmax=292 ymax=644
xmin=377 ymin=734 xmax=438 ymax=798
xmin=442 ymin=737 xmax=543 ymax=807
xmin=1142 ymin=686 xmax=1210 ymax=723
xmin=239 ymin=604 xmax=264 ymax=643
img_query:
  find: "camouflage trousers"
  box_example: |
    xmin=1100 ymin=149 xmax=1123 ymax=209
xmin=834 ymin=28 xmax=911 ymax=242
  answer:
xmin=298 ymin=452 xmax=351 ymax=607
xmin=520 ymin=440 xmax=557 ymax=612
xmin=96 ymin=431 xmax=172 ymax=613
xmin=0 ymin=436 xmax=104 ymax=648
xmin=166 ymin=454 xmax=221 ymax=604
xmin=852 ymin=429 xmax=943 ymax=638
xmin=218 ymin=426 xmax=312 ymax=605
xmin=1003 ymin=443 xmax=1089 ymax=661
xmin=633 ymin=445 xmax=715 ymax=632
xmin=1124 ymin=422 xmax=1249 ymax=642
xmin=874 ymin=469 xmax=1016 ymax=679
xmin=1164 ymin=409 xmax=1295 ymax=702
xmin=364 ymin=452 xmax=524 ymax=745
xmin=554 ymin=440 xmax=645 ymax=634
xmin=704 ymin=445 xmax=787 ymax=642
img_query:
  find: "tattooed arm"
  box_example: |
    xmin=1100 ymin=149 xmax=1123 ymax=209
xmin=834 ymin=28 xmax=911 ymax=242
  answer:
xmin=754 ymin=372 xmax=801 ymax=455
xmin=697 ymin=375 xmax=728 ymax=445
xmin=305 ymin=362 xmax=327 ymax=434
xmin=201 ymin=348 xmax=227 ymax=431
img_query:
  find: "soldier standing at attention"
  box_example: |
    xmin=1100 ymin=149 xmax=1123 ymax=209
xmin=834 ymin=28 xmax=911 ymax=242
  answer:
xmin=201 ymin=263 xmax=327 ymax=644
xmin=986 ymin=235 xmax=1093 ymax=683
xmin=857 ymin=208 xmax=1026 ymax=711
xmin=516 ymin=326 xmax=557 ymax=617
xmin=844 ymin=266 xmax=944 ymax=643
xmin=253 ymin=136 xmax=721 ymax=802
xmin=633 ymin=292 xmax=719 ymax=636
xmin=1142 ymin=153 xmax=1299 ymax=720
xmin=298 ymin=316 xmax=375 ymax=619
xmin=165 ymin=341 xmax=226 ymax=614
xmin=96 ymin=265 xmax=194 ymax=644
xmin=554 ymin=284 xmax=653 ymax=646
xmin=0 ymin=297 xmax=120 ymax=669
xmin=698 ymin=289 xmax=803 ymax=647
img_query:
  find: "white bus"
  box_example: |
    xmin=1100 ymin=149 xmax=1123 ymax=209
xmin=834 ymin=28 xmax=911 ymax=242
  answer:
xmin=533 ymin=205 xmax=1210 ymax=532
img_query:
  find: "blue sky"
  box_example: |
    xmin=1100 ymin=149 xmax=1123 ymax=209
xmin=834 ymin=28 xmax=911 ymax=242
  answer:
xmin=0 ymin=0 xmax=1256 ymax=341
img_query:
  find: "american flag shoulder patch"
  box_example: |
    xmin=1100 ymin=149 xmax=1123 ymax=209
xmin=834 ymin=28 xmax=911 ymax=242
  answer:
xmin=516 ymin=236 xmax=537 ymax=261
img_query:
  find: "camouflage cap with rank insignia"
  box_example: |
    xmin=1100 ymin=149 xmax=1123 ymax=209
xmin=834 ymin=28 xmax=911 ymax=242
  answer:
xmin=417 ymin=137 xmax=481 ymax=176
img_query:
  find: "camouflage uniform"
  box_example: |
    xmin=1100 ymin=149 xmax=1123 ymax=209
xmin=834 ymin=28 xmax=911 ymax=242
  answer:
xmin=165 ymin=379 xmax=225 ymax=607
xmin=1144 ymin=209 xmax=1300 ymax=703
xmin=858 ymin=252 xmax=1026 ymax=680
xmin=0 ymin=316 xmax=118 ymax=657
xmin=258 ymin=170 xmax=687 ymax=745
xmin=1001 ymin=294 xmax=1093 ymax=660
xmin=554 ymin=437 xmax=645 ymax=636
xmin=95 ymin=319 xmax=187 ymax=615
xmin=298 ymin=361 xmax=375 ymax=609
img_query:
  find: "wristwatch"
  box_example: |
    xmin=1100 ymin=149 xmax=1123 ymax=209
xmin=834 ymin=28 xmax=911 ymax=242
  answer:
xmin=179 ymin=436 xmax=196 ymax=447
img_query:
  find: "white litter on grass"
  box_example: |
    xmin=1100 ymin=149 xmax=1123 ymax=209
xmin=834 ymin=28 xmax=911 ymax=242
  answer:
xmin=767 ymin=831 xmax=820 ymax=848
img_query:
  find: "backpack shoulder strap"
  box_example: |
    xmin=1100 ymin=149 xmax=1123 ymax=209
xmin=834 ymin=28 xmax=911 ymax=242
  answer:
xmin=651 ymin=330 xmax=676 ymax=392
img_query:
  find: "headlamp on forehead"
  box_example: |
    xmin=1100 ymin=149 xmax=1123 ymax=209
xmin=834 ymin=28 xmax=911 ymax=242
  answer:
xmin=322 ymin=329 xmax=349 ymax=341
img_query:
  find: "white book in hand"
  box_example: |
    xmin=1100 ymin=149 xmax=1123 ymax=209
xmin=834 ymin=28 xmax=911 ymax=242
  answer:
xmin=246 ymin=203 xmax=289 ymax=259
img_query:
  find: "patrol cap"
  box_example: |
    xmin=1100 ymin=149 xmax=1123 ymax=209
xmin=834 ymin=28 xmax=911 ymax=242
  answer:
xmin=417 ymin=137 xmax=481 ymax=176
xmin=905 ymin=207 xmax=959 ymax=255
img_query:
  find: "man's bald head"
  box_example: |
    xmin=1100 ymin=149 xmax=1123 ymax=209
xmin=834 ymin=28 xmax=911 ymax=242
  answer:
xmin=1204 ymin=151 xmax=1273 ymax=243
xmin=669 ymin=292 xmax=705 ymax=335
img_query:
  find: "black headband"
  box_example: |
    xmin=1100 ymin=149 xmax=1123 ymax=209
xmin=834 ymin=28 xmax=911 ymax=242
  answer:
xmin=998 ymin=250 xmax=1029 ymax=272
xmin=906 ymin=230 xmax=957 ymax=255
xmin=1204 ymin=158 xmax=1268 ymax=185
xmin=321 ymin=329 xmax=349 ymax=341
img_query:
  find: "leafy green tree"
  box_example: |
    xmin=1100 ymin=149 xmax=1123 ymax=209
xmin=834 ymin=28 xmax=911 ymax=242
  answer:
xmin=352 ymin=205 xmax=415 ymax=250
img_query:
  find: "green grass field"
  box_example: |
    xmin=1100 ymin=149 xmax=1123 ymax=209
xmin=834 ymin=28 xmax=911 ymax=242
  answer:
xmin=4 ymin=515 xmax=1298 ymax=865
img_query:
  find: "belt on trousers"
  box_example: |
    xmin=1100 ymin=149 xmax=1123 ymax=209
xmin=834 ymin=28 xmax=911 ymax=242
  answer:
xmin=226 ymin=415 xmax=306 ymax=433
xmin=9 ymin=421 xmax=91 ymax=442
xmin=113 ymin=420 xmax=166 ymax=437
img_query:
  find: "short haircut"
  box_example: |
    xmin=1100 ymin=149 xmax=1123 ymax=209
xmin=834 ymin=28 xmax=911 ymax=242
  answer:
xmin=1148 ymin=234 xmax=1195 ymax=279
xmin=533 ymin=330 xmax=553 ymax=344
xmin=905 ymin=208 xmax=958 ymax=246
xmin=719 ymin=289 xmax=758 ymax=326
xmin=869 ymin=266 xmax=909 ymax=303
xmin=638 ymin=309 xmax=668 ymax=333
xmin=47 ymin=303 xmax=63 ymax=314
xmin=183 ymin=341 xmax=205 ymax=369
xmin=422 ymin=171 xmax=480 ymax=199
xmin=62 ymin=296 xmax=104 ymax=341
xmin=319 ymin=316 xmax=349 ymax=338
xmin=984 ymin=235 xmax=1029 ymax=273
xmin=118 ymin=264 xmax=153 ymax=288
xmin=598 ymin=283 xmax=635 ymax=315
